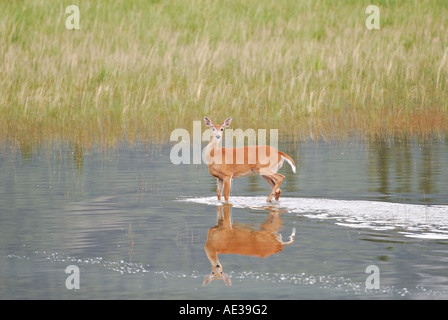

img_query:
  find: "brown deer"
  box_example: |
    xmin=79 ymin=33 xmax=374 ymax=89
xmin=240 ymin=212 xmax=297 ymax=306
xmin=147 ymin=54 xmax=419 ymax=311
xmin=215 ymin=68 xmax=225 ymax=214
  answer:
xmin=203 ymin=117 xmax=296 ymax=202
xmin=203 ymin=204 xmax=296 ymax=286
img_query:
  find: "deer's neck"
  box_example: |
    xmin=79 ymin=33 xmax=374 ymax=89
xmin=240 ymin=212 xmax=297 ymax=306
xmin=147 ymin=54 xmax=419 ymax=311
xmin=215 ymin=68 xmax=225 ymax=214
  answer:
xmin=205 ymin=137 xmax=220 ymax=162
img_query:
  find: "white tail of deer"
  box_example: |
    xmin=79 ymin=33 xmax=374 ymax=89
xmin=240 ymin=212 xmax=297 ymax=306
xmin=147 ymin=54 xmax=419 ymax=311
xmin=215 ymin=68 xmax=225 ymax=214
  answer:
xmin=203 ymin=204 xmax=296 ymax=286
xmin=203 ymin=117 xmax=296 ymax=202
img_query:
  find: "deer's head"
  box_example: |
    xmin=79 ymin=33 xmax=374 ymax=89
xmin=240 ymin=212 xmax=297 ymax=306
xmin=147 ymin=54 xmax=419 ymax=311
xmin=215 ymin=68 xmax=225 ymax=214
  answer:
xmin=203 ymin=117 xmax=232 ymax=143
xmin=202 ymin=264 xmax=232 ymax=286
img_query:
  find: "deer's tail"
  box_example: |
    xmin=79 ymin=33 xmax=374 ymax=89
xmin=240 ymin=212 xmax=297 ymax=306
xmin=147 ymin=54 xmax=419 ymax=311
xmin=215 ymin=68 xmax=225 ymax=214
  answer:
xmin=279 ymin=152 xmax=296 ymax=173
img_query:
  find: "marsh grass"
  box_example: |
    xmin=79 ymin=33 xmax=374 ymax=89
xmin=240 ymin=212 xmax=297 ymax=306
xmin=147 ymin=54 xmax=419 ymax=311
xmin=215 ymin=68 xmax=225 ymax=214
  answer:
xmin=1 ymin=0 xmax=448 ymax=148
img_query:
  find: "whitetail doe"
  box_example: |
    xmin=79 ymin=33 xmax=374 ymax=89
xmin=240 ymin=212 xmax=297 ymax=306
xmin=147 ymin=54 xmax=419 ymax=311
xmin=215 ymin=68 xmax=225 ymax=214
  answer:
xmin=203 ymin=117 xmax=296 ymax=202
xmin=203 ymin=204 xmax=296 ymax=286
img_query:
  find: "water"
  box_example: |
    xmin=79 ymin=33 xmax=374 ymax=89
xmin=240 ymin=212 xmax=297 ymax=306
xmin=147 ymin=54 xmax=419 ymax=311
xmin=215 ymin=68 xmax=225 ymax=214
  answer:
xmin=0 ymin=137 xmax=448 ymax=299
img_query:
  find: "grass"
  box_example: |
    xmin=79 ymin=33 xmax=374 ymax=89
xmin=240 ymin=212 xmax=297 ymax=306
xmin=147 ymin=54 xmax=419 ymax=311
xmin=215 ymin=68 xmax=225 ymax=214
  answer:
xmin=1 ymin=0 xmax=448 ymax=147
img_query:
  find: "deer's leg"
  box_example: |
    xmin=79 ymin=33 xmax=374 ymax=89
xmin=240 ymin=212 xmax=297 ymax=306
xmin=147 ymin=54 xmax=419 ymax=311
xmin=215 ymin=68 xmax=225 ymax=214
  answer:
xmin=216 ymin=205 xmax=224 ymax=223
xmin=266 ymin=173 xmax=285 ymax=202
xmin=222 ymin=204 xmax=232 ymax=228
xmin=217 ymin=178 xmax=224 ymax=201
xmin=262 ymin=175 xmax=275 ymax=188
xmin=274 ymin=188 xmax=282 ymax=201
xmin=262 ymin=175 xmax=282 ymax=201
xmin=223 ymin=176 xmax=232 ymax=202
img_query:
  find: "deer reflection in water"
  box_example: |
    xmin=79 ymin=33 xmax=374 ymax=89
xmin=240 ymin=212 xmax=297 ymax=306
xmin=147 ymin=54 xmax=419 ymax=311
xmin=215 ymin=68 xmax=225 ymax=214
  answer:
xmin=203 ymin=204 xmax=296 ymax=286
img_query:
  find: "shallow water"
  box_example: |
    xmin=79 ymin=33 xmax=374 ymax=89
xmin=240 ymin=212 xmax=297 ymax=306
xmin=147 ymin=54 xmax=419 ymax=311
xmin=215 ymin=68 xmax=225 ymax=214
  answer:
xmin=0 ymin=137 xmax=448 ymax=299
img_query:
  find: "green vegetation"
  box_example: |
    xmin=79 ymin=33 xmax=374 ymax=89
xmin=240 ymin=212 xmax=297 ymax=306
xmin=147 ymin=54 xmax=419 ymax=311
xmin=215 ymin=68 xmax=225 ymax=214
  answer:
xmin=1 ymin=0 xmax=448 ymax=146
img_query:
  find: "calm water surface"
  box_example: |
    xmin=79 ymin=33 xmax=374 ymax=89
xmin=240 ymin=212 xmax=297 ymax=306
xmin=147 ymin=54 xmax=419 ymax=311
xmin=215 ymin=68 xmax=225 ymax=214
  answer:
xmin=0 ymin=137 xmax=447 ymax=299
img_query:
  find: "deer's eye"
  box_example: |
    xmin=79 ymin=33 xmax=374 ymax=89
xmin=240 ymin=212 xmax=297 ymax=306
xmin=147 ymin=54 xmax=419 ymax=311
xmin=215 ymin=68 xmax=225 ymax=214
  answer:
xmin=220 ymin=128 xmax=223 ymax=131
xmin=212 ymin=128 xmax=216 ymax=131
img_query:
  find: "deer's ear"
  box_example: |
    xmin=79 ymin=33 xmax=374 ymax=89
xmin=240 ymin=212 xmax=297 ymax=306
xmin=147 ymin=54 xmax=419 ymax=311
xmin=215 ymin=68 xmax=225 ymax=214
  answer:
xmin=222 ymin=117 xmax=232 ymax=128
xmin=223 ymin=274 xmax=232 ymax=286
xmin=202 ymin=274 xmax=212 ymax=286
xmin=203 ymin=117 xmax=213 ymax=127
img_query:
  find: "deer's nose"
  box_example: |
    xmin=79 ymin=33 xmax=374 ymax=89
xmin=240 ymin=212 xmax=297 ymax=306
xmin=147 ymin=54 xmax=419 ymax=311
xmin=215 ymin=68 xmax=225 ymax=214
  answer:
xmin=216 ymin=134 xmax=221 ymax=139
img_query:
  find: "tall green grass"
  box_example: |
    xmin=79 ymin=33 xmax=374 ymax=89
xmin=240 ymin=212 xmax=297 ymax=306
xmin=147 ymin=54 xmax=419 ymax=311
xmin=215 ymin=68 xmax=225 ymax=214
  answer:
xmin=1 ymin=0 xmax=448 ymax=146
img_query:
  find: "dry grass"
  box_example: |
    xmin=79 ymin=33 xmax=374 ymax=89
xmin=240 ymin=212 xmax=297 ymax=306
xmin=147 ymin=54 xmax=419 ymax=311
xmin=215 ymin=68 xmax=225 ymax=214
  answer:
xmin=1 ymin=0 xmax=448 ymax=148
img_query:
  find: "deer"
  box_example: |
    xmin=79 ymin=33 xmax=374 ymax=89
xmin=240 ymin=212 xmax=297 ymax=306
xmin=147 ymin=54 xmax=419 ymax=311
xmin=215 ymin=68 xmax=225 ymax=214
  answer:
xmin=203 ymin=117 xmax=296 ymax=202
xmin=203 ymin=204 xmax=296 ymax=286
